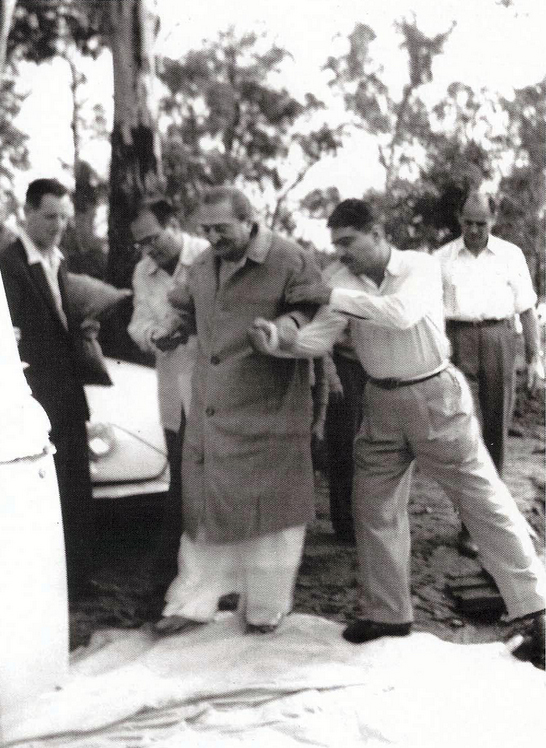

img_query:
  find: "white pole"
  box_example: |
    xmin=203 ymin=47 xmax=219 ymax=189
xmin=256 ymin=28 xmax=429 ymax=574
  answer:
xmin=0 ymin=274 xmax=69 ymax=732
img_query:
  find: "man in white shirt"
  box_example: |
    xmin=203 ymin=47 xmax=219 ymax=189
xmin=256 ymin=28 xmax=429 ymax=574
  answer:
xmin=129 ymin=200 xmax=208 ymax=582
xmin=436 ymin=191 xmax=544 ymax=556
xmin=436 ymin=192 xmax=543 ymax=472
xmin=251 ymin=198 xmax=545 ymax=664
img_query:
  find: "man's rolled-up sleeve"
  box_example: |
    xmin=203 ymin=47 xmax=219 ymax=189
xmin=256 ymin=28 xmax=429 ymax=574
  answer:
xmin=329 ymin=255 xmax=440 ymax=329
xmin=277 ymin=248 xmax=323 ymax=328
xmin=268 ymin=306 xmax=348 ymax=359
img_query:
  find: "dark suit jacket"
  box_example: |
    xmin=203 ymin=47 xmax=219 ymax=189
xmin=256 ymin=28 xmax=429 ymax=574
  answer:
xmin=0 ymin=239 xmax=89 ymax=431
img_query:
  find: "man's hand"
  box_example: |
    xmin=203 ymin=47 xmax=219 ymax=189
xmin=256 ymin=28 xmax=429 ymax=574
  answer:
xmin=526 ymin=355 xmax=545 ymax=396
xmin=276 ymin=317 xmax=299 ymax=350
xmin=80 ymin=318 xmax=101 ymax=340
xmin=151 ymin=328 xmax=189 ymax=351
xmin=167 ymin=284 xmax=191 ymax=310
xmin=247 ymin=318 xmax=279 ymax=354
xmin=286 ymin=282 xmax=332 ymax=306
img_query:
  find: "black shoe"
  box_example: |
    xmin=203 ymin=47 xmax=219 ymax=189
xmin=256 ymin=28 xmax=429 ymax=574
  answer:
xmin=510 ymin=610 xmax=545 ymax=670
xmin=457 ymin=526 xmax=479 ymax=558
xmin=245 ymin=622 xmax=280 ymax=634
xmin=343 ymin=619 xmax=412 ymax=644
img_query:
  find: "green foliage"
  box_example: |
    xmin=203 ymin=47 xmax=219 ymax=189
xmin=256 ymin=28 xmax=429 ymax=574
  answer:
xmin=8 ymin=0 xmax=107 ymax=63
xmin=496 ymin=78 xmax=546 ymax=292
xmin=304 ymin=15 xmax=545 ymax=274
xmin=325 ymin=19 xmax=455 ymax=192
xmin=158 ymin=28 xmax=342 ymax=226
xmin=299 ymin=187 xmax=341 ymax=220
xmin=0 ymin=73 xmax=29 ymax=211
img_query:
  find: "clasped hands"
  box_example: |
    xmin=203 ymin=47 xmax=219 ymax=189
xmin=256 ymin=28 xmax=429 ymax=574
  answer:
xmin=151 ymin=326 xmax=190 ymax=351
xmin=248 ymin=317 xmax=299 ymax=354
xmin=247 ymin=281 xmax=332 ymax=354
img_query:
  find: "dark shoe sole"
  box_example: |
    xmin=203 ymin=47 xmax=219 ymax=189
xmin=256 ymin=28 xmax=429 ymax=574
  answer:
xmin=245 ymin=622 xmax=281 ymax=634
xmin=343 ymin=619 xmax=412 ymax=644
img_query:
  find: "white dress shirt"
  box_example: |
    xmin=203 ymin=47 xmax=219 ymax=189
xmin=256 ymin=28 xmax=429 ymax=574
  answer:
xmin=287 ymin=248 xmax=450 ymax=381
xmin=19 ymin=229 xmax=67 ymax=328
xmin=129 ymin=233 xmax=208 ymax=431
xmin=435 ymin=235 xmax=537 ymax=321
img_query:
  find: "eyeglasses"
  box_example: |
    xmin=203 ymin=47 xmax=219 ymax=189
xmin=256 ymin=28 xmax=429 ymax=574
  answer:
xmin=133 ymin=234 xmax=161 ymax=251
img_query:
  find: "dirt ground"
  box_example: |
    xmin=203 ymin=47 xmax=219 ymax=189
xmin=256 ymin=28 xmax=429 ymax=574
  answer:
xmin=71 ymin=380 xmax=545 ymax=660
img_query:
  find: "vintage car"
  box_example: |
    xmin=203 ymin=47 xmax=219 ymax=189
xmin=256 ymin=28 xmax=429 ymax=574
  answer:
xmin=85 ymin=358 xmax=169 ymax=499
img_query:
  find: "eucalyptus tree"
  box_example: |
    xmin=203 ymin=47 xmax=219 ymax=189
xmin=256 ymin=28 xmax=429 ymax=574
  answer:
xmin=5 ymin=0 xmax=162 ymax=287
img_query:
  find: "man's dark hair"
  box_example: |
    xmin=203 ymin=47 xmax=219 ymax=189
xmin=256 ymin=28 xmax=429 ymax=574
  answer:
xmin=457 ymin=190 xmax=496 ymax=217
xmin=327 ymin=199 xmax=376 ymax=232
xmin=201 ymin=187 xmax=254 ymax=222
xmin=25 ymin=179 xmax=69 ymax=210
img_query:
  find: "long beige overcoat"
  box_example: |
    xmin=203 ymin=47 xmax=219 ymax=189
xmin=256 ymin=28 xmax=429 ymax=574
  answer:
xmin=178 ymin=227 xmax=321 ymax=543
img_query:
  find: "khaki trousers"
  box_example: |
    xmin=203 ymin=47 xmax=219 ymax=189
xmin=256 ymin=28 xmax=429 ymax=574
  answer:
xmin=352 ymin=365 xmax=545 ymax=624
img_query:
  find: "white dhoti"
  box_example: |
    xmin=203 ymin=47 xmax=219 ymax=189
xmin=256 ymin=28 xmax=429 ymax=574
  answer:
xmin=163 ymin=525 xmax=306 ymax=626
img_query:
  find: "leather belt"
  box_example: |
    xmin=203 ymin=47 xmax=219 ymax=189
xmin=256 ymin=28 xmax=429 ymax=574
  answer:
xmin=446 ymin=318 xmax=508 ymax=328
xmin=369 ymin=366 xmax=447 ymax=390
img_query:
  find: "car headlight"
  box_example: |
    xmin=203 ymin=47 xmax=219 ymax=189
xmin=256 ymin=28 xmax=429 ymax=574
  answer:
xmin=87 ymin=422 xmax=116 ymax=460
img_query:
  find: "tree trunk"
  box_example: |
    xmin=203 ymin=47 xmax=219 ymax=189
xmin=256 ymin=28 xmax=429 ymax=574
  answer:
xmin=106 ymin=0 xmax=162 ymax=289
xmin=0 ymin=0 xmax=17 ymax=80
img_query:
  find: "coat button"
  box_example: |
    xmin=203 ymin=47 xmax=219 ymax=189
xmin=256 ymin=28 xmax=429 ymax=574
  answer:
xmin=205 ymin=406 xmax=215 ymax=417
xmin=210 ymin=355 xmax=220 ymax=365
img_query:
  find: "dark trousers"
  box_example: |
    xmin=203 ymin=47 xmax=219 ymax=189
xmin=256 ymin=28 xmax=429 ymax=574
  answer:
xmin=446 ymin=319 xmax=517 ymax=475
xmin=157 ymin=409 xmax=186 ymax=578
xmin=50 ymin=417 xmax=95 ymax=590
xmin=324 ymin=353 xmax=367 ymax=540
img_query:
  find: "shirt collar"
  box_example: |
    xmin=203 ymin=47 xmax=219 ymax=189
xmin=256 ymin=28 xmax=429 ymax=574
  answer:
xmin=19 ymin=227 xmax=64 ymax=266
xmin=384 ymin=246 xmax=404 ymax=276
xmin=245 ymin=224 xmax=273 ymax=264
xmin=455 ymin=235 xmax=499 ymax=257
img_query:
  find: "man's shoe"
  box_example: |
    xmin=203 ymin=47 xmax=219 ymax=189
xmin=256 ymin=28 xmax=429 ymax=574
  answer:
xmin=456 ymin=525 xmax=479 ymax=558
xmin=343 ymin=619 xmax=412 ymax=644
xmin=153 ymin=615 xmax=203 ymax=636
xmin=245 ymin=622 xmax=280 ymax=634
xmin=245 ymin=613 xmax=284 ymax=635
xmin=510 ymin=610 xmax=545 ymax=670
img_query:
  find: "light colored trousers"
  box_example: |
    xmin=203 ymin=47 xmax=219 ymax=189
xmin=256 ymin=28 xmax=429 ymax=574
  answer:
xmin=163 ymin=525 xmax=306 ymax=626
xmin=352 ymin=365 xmax=545 ymax=624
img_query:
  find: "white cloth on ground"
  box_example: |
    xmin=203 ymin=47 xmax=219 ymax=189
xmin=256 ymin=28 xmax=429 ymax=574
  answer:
xmin=3 ymin=614 xmax=545 ymax=748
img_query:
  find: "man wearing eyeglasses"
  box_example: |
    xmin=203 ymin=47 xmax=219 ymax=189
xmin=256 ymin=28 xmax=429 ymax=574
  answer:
xmin=128 ymin=199 xmax=208 ymax=583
